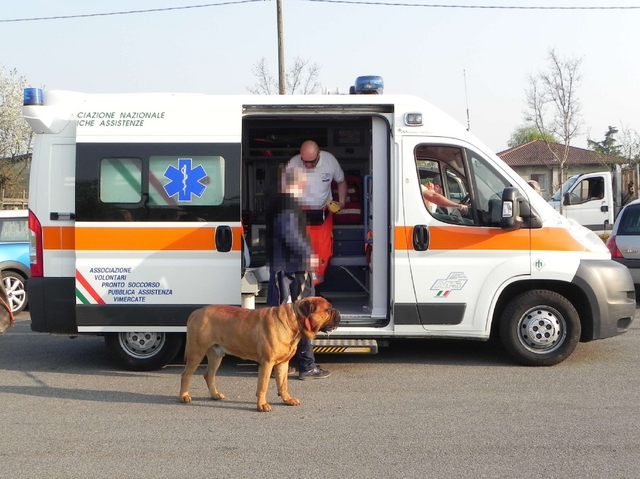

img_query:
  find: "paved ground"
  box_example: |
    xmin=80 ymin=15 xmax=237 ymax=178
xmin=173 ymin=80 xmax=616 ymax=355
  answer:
xmin=1 ymin=309 xmax=639 ymax=478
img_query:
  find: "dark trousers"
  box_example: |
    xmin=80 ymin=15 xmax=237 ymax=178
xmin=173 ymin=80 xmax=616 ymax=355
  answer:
xmin=267 ymin=270 xmax=317 ymax=372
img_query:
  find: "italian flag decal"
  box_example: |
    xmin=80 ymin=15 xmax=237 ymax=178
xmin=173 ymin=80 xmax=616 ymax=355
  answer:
xmin=76 ymin=269 xmax=105 ymax=305
xmin=435 ymin=290 xmax=451 ymax=298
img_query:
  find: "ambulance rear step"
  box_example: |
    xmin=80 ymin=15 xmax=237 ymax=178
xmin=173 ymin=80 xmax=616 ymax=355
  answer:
xmin=312 ymin=339 xmax=378 ymax=354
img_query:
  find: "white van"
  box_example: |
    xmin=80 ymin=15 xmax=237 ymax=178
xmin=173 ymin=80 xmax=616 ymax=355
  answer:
xmin=22 ymin=85 xmax=635 ymax=370
xmin=548 ymin=170 xmax=617 ymax=231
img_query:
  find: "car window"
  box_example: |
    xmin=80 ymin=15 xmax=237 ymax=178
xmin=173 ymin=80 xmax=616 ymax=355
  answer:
xmin=0 ymin=217 xmax=28 ymax=242
xmin=618 ymin=205 xmax=640 ymax=235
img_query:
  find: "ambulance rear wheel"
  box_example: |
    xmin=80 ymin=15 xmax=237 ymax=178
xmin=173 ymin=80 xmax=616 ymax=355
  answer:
xmin=105 ymin=332 xmax=183 ymax=371
xmin=499 ymin=290 xmax=580 ymax=366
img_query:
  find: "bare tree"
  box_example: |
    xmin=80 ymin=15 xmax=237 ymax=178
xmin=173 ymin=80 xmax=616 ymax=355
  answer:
xmin=248 ymin=56 xmax=321 ymax=95
xmin=248 ymin=58 xmax=277 ymax=95
xmin=0 ymin=67 xmax=33 ymax=200
xmin=525 ymin=48 xmax=583 ymax=211
xmin=618 ymin=124 xmax=640 ymax=164
xmin=618 ymin=124 xmax=640 ymax=202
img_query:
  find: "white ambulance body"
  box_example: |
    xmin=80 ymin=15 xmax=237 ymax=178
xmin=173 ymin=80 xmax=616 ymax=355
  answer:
xmin=23 ymin=87 xmax=635 ymax=370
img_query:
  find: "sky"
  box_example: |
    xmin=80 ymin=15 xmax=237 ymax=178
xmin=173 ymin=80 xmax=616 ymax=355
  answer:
xmin=2 ymin=0 xmax=639 ymax=153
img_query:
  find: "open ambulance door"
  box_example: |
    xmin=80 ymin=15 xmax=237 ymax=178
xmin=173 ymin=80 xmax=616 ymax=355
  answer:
xmin=73 ymin=141 xmax=242 ymax=370
xmin=398 ymin=138 xmax=531 ymax=336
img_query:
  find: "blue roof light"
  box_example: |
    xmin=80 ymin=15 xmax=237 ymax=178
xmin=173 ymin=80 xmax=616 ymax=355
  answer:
xmin=351 ymin=76 xmax=384 ymax=94
xmin=24 ymin=88 xmax=44 ymax=106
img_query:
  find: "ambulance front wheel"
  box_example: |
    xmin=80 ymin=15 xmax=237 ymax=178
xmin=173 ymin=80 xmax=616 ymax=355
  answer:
xmin=105 ymin=332 xmax=184 ymax=371
xmin=499 ymin=290 xmax=581 ymax=366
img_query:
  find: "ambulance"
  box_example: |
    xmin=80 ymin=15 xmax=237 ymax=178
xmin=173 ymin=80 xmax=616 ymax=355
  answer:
xmin=22 ymin=79 xmax=635 ymax=371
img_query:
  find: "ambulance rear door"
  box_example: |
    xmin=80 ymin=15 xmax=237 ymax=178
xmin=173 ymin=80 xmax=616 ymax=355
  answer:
xmin=74 ymin=141 xmax=242 ymax=331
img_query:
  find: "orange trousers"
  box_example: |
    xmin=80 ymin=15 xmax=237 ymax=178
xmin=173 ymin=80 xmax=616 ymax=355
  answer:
xmin=307 ymin=212 xmax=333 ymax=284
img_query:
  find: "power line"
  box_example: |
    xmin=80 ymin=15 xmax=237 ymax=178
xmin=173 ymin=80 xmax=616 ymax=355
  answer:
xmin=0 ymin=1 xmax=261 ymax=23
xmin=304 ymin=1 xmax=640 ymax=8
xmin=1 ymin=1 xmax=639 ymax=22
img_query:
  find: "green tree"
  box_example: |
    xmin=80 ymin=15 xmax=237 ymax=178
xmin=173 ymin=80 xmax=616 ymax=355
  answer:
xmin=587 ymin=126 xmax=622 ymax=157
xmin=0 ymin=66 xmax=33 ymax=199
xmin=507 ymin=125 xmax=558 ymax=148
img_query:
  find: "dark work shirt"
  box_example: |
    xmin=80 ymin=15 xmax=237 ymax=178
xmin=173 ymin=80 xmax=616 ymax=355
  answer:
xmin=265 ymin=193 xmax=312 ymax=273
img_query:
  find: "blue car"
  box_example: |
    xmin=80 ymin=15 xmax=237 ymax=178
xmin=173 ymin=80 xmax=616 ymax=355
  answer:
xmin=0 ymin=210 xmax=30 ymax=313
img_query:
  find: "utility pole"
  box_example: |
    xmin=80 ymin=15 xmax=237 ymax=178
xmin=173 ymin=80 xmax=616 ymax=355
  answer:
xmin=276 ymin=0 xmax=286 ymax=94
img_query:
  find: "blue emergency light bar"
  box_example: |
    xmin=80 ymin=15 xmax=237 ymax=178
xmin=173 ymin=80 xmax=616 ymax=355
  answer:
xmin=350 ymin=76 xmax=384 ymax=95
xmin=24 ymin=88 xmax=44 ymax=106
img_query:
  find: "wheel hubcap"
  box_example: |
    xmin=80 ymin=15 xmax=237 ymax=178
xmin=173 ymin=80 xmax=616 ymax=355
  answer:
xmin=518 ymin=307 xmax=566 ymax=353
xmin=118 ymin=332 xmax=166 ymax=359
xmin=4 ymin=277 xmax=26 ymax=313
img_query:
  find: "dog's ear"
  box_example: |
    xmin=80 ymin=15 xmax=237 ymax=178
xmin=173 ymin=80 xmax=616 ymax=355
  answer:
xmin=296 ymin=297 xmax=317 ymax=318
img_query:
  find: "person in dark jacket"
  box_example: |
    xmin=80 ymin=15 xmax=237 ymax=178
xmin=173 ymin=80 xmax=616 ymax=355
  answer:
xmin=266 ymin=167 xmax=331 ymax=380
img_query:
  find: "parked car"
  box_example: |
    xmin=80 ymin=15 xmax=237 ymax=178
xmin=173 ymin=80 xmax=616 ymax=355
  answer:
xmin=0 ymin=210 xmax=30 ymax=313
xmin=606 ymin=199 xmax=640 ymax=285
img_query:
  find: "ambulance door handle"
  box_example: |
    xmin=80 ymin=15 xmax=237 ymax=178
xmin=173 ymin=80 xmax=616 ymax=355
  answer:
xmin=50 ymin=212 xmax=76 ymax=221
xmin=215 ymin=225 xmax=233 ymax=252
xmin=412 ymin=224 xmax=430 ymax=251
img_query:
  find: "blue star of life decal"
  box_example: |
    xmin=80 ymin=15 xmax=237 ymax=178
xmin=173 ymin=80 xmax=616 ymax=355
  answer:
xmin=163 ymin=158 xmax=207 ymax=202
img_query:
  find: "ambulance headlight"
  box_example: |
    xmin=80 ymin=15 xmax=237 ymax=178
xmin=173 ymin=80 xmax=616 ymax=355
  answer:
xmin=404 ymin=113 xmax=423 ymax=126
xmin=24 ymin=88 xmax=44 ymax=106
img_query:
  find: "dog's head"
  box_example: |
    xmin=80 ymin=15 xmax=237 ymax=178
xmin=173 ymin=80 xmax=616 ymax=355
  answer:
xmin=294 ymin=296 xmax=341 ymax=338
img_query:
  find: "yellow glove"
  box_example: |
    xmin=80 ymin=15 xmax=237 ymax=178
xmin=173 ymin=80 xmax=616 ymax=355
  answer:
xmin=326 ymin=200 xmax=341 ymax=213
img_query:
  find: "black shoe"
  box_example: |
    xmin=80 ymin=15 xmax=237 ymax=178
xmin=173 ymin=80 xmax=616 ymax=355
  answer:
xmin=270 ymin=366 xmax=296 ymax=378
xmin=299 ymin=366 xmax=331 ymax=380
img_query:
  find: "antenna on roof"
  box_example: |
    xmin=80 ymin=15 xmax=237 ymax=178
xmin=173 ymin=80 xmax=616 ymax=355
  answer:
xmin=463 ymin=69 xmax=470 ymax=131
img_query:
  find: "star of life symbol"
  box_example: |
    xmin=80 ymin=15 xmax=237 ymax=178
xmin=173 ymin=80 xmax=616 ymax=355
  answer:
xmin=163 ymin=158 xmax=207 ymax=202
xmin=431 ymin=272 xmax=468 ymax=298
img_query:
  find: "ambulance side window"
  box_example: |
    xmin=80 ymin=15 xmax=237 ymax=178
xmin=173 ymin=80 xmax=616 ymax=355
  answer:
xmin=415 ymin=145 xmax=474 ymax=225
xmin=148 ymin=156 xmax=225 ymax=206
xmin=100 ymin=158 xmax=143 ymax=203
xmin=466 ymin=149 xmax=512 ymax=227
xmin=76 ymin=142 xmax=240 ymax=222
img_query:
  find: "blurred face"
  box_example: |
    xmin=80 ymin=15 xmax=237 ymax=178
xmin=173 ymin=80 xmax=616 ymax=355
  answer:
xmin=286 ymin=170 xmax=306 ymax=198
xmin=290 ymin=178 xmax=305 ymax=197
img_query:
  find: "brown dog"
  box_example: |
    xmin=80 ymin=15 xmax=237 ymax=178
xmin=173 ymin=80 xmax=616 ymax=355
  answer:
xmin=179 ymin=297 xmax=340 ymax=412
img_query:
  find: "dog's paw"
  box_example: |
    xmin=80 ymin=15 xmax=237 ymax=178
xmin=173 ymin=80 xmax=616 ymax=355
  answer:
xmin=284 ymin=397 xmax=300 ymax=406
xmin=210 ymin=392 xmax=225 ymax=401
xmin=180 ymin=393 xmax=193 ymax=403
xmin=257 ymin=402 xmax=272 ymax=412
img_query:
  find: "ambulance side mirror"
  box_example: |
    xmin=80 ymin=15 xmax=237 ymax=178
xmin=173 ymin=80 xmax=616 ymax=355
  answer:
xmin=500 ymin=187 xmax=523 ymax=231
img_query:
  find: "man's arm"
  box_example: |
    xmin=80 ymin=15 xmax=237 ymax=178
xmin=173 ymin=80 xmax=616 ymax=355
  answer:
xmin=336 ymin=180 xmax=347 ymax=209
xmin=422 ymin=187 xmax=467 ymax=212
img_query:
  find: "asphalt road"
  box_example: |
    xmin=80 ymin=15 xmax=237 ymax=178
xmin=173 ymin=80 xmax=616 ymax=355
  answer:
xmin=1 ymin=308 xmax=640 ymax=479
